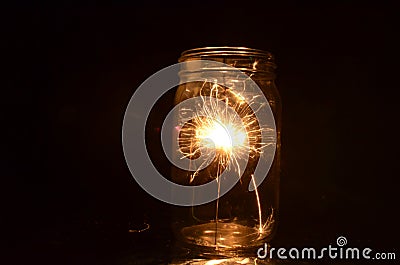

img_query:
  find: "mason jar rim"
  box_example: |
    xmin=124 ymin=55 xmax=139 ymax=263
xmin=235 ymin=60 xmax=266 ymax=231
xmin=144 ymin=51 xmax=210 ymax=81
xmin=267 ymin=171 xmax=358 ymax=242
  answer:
xmin=179 ymin=46 xmax=274 ymax=62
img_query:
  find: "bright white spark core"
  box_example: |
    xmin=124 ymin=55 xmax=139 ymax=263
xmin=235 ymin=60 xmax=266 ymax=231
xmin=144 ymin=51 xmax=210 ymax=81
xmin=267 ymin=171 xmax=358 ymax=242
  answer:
xmin=195 ymin=119 xmax=246 ymax=154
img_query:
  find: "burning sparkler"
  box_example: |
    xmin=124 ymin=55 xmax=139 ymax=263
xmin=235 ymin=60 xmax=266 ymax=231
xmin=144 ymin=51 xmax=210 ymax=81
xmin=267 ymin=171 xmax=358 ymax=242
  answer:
xmin=176 ymin=80 xmax=271 ymax=247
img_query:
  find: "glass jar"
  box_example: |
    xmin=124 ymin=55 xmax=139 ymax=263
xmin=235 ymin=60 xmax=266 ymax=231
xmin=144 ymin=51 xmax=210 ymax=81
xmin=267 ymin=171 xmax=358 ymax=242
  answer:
xmin=171 ymin=47 xmax=281 ymax=257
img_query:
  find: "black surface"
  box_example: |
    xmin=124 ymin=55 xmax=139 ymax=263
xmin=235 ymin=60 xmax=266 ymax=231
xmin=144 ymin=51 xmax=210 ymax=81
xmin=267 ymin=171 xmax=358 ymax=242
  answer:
xmin=3 ymin=2 xmax=399 ymax=264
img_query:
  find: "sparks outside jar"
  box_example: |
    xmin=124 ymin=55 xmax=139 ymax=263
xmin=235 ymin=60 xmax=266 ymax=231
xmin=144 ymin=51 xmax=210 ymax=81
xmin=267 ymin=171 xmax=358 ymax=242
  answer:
xmin=171 ymin=47 xmax=281 ymax=256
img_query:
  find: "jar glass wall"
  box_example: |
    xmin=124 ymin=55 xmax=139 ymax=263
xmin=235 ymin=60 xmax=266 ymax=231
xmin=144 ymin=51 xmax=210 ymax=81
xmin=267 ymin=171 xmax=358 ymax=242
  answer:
xmin=171 ymin=47 xmax=281 ymax=256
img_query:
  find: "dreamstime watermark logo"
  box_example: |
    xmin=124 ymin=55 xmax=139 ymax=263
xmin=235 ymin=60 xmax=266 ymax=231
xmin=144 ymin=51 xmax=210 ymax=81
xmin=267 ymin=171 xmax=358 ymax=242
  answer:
xmin=257 ymin=236 xmax=396 ymax=261
xmin=122 ymin=60 xmax=276 ymax=206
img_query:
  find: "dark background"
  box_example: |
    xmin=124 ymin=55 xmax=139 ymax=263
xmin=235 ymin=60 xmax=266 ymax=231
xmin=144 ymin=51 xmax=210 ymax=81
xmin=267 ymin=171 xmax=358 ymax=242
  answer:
xmin=3 ymin=2 xmax=399 ymax=264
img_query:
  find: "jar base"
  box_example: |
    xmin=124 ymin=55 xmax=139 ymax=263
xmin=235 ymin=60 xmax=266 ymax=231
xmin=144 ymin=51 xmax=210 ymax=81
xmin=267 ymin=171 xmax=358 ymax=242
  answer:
xmin=181 ymin=222 xmax=267 ymax=249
